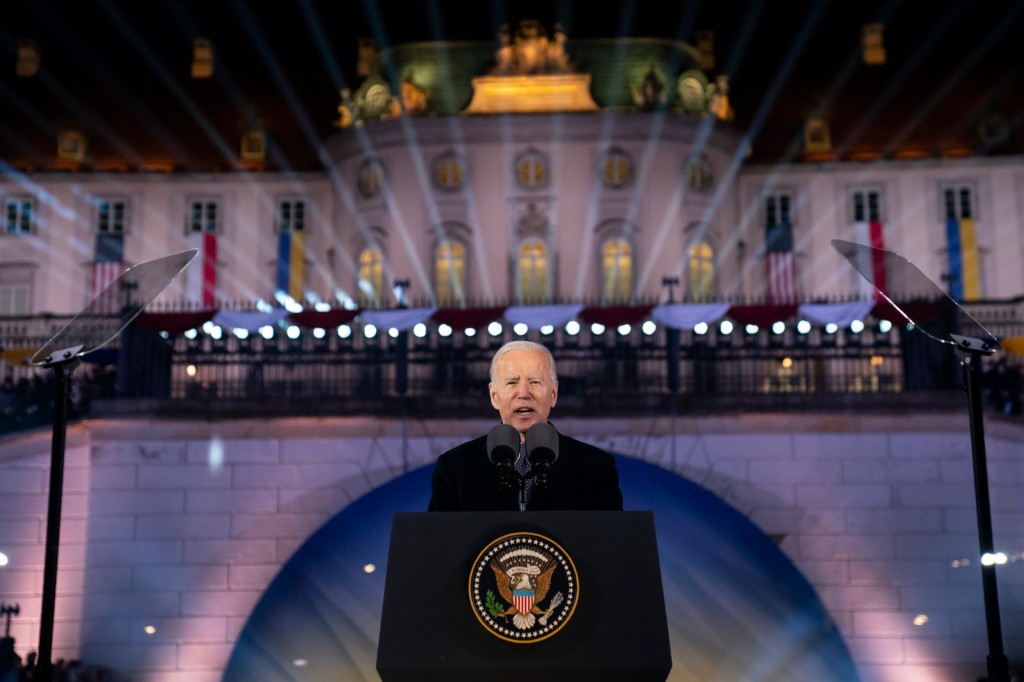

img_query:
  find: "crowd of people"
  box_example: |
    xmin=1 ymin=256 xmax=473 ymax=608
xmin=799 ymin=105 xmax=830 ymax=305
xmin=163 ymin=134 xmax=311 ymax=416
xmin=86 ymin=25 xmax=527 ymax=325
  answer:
xmin=0 ymin=375 xmax=53 ymax=435
xmin=0 ymin=365 xmax=117 ymax=436
xmin=984 ymin=355 xmax=1023 ymax=416
xmin=1 ymin=649 xmax=109 ymax=682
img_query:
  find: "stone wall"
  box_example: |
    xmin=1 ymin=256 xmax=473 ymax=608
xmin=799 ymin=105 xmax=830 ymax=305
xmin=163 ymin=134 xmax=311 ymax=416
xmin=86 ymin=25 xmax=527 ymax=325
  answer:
xmin=0 ymin=412 xmax=1021 ymax=681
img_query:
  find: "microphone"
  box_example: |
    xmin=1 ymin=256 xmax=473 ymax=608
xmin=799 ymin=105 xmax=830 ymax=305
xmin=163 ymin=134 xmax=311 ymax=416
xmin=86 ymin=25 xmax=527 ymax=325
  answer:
xmin=487 ymin=424 xmax=520 ymax=494
xmin=525 ymin=422 xmax=559 ymax=489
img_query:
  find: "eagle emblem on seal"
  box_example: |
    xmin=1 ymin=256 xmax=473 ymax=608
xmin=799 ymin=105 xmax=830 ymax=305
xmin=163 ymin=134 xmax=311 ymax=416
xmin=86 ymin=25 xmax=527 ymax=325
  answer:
xmin=491 ymin=548 xmax=557 ymax=629
xmin=469 ymin=532 xmax=578 ymax=642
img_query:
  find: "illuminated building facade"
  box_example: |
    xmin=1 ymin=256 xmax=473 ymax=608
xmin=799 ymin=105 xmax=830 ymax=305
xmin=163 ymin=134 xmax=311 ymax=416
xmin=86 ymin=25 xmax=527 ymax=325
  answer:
xmin=1 ymin=11 xmax=1024 ymax=681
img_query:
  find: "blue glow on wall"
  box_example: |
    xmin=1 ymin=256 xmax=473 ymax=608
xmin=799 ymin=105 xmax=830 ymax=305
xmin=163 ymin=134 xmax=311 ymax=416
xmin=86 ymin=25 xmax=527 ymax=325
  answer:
xmin=224 ymin=456 xmax=858 ymax=681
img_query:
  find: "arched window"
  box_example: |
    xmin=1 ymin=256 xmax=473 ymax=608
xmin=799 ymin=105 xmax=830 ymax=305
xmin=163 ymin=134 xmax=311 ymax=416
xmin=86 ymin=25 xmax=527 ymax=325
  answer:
xmin=433 ymin=155 xmax=465 ymax=191
xmin=602 ymin=238 xmax=633 ymax=303
xmin=515 ymin=149 xmax=549 ymax=190
xmin=518 ymin=240 xmax=548 ymax=304
xmin=600 ymin=150 xmax=633 ymax=188
xmin=358 ymin=247 xmax=384 ymax=307
xmin=435 ymin=241 xmax=466 ymax=306
xmin=688 ymin=241 xmax=715 ymax=302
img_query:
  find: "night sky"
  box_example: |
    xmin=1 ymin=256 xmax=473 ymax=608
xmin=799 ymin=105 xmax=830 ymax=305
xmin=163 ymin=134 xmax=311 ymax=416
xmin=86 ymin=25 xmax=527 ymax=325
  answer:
xmin=1 ymin=0 xmax=1022 ymax=168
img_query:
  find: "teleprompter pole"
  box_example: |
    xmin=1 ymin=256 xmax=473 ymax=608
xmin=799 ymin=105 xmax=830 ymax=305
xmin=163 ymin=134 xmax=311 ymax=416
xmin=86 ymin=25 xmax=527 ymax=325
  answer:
xmin=36 ymin=346 xmax=82 ymax=682
xmin=952 ymin=334 xmax=1009 ymax=682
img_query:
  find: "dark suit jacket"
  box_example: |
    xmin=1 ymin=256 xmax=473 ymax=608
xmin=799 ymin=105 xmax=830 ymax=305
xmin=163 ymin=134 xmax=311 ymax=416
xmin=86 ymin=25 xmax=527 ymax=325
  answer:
xmin=427 ymin=427 xmax=623 ymax=511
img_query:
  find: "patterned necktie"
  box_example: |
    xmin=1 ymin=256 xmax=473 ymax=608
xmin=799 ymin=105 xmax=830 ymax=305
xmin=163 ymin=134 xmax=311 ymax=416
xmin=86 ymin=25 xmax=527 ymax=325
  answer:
xmin=515 ymin=441 xmax=533 ymax=502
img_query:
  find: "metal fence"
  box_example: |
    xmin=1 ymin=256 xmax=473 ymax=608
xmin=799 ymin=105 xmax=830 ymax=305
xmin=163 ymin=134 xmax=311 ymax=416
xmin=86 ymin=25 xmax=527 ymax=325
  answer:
xmin=4 ymin=297 xmax=1022 ymax=430
xmin=128 ymin=319 xmax=922 ymax=415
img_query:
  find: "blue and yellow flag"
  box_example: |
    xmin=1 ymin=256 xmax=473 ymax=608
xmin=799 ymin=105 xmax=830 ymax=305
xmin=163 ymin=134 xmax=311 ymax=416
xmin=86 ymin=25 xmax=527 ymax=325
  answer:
xmin=945 ymin=215 xmax=980 ymax=301
xmin=276 ymin=230 xmax=305 ymax=301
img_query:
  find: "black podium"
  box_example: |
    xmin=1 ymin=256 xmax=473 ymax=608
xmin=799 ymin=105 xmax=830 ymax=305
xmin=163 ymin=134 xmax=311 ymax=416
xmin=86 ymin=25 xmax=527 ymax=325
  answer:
xmin=377 ymin=511 xmax=671 ymax=682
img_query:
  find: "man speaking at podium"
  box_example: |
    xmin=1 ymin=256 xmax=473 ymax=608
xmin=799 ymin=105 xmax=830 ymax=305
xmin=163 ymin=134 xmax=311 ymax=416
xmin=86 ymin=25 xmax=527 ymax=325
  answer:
xmin=428 ymin=340 xmax=623 ymax=511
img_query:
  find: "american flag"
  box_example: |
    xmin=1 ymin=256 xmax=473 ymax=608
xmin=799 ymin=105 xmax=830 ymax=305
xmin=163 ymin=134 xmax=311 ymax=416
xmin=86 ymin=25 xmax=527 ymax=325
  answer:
xmin=765 ymin=218 xmax=797 ymax=304
xmin=91 ymin=233 xmax=124 ymax=314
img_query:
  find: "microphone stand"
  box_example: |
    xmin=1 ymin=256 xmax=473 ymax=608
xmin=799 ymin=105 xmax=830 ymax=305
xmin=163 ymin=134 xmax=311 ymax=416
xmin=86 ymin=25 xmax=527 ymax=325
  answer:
xmin=517 ymin=465 xmax=552 ymax=512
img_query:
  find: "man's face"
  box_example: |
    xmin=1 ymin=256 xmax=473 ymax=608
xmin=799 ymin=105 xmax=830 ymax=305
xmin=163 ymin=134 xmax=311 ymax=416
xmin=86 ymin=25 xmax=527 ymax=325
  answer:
xmin=489 ymin=349 xmax=558 ymax=438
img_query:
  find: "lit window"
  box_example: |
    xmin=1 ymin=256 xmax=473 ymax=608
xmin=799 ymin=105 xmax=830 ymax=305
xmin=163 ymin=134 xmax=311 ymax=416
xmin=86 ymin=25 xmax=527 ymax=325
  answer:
xmin=602 ymin=238 xmax=632 ymax=303
xmin=515 ymin=151 xmax=548 ymax=190
xmin=804 ymin=116 xmax=832 ymax=153
xmin=240 ymin=128 xmax=265 ymax=161
xmin=358 ymin=247 xmax=384 ymax=307
xmin=862 ymin=23 xmax=886 ymax=65
xmin=688 ymin=241 xmax=714 ymax=302
xmin=435 ymin=241 xmax=466 ymax=305
xmin=433 ymin=155 xmax=464 ymax=191
xmin=57 ymin=129 xmax=86 ymax=162
xmin=600 ymin=150 xmax=632 ymax=188
xmin=191 ymin=38 xmax=215 ymax=79
xmin=518 ymin=240 xmax=548 ymax=304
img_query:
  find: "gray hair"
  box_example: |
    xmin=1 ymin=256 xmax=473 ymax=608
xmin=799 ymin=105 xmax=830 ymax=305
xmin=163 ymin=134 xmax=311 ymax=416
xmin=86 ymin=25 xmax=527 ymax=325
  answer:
xmin=489 ymin=340 xmax=558 ymax=384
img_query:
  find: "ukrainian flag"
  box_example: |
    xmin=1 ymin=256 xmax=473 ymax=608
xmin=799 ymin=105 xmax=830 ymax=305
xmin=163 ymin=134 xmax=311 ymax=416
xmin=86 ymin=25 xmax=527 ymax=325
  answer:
xmin=945 ymin=215 xmax=980 ymax=301
xmin=276 ymin=230 xmax=305 ymax=301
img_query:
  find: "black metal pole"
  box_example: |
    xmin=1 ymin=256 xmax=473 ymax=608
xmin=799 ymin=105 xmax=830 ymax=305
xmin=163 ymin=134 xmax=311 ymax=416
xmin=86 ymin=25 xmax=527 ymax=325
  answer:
xmin=666 ymin=326 xmax=680 ymax=465
xmin=37 ymin=355 xmax=79 ymax=682
xmin=666 ymin=327 xmax=680 ymax=396
xmin=955 ymin=337 xmax=1009 ymax=682
xmin=393 ymin=280 xmax=409 ymax=472
xmin=517 ymin=472 xmax=528 ymax=512
xmin=396 ymin=331 xmax=409 ymax=473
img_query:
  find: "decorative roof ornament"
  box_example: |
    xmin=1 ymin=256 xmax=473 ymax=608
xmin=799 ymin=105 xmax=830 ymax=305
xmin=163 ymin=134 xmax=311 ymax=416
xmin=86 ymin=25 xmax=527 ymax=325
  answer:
xmin=464 ymin=20 xmax=598 ymax=114
xmin=493 ymin=20 xmax=573 ymax=76
xmin=677 ymin=69 xmax=710 ymax=114
xmin=333 ymin=89 xmax=355 ymax=129
xmin=708 ymin=75 xmax=734 ymax=122
xmin=399 ymin=73 xmax=428 ymax=115
xmin=353 ymin=74 xmax=400 ymax=123
xmin=631 ymin=67 xmax=667 ymax=110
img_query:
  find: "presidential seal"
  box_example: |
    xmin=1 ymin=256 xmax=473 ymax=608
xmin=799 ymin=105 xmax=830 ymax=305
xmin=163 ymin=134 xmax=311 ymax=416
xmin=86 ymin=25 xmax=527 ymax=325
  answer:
xmin=469 ymin=531 xmax=579 ymax=643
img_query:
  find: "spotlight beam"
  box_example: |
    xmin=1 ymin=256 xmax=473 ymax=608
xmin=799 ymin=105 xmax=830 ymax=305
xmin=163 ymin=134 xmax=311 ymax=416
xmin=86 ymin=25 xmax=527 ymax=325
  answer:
xmin=838 ymin=0 xmax=968 ymax=155
xmin=878 ymin=1 xmax=1024 ymax=158
xmin=94 ymin=0 xmax=232 ymax=164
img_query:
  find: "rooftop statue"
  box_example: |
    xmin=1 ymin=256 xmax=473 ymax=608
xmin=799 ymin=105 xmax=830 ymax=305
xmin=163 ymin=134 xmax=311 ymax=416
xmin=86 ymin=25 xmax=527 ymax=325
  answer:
xmin=708 ymin=75 xmax=734 ymax=122
xmin=465 ymin=20 xmax=596 ymax=114
xmin=494 ymin=20 xmax=573 ymax=76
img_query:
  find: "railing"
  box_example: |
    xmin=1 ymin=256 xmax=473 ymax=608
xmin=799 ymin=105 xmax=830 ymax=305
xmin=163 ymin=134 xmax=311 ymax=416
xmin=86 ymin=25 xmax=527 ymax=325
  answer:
xmin=152 ymin=320 xmax=920 ymax=415
xmin=3 ymin=297 xmax=1022 ymax=433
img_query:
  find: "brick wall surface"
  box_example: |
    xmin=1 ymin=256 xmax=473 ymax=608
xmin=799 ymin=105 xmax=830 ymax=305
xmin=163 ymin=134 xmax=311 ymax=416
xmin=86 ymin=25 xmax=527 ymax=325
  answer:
xmin=0 ymin=413 xmax=1021 ymax=681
